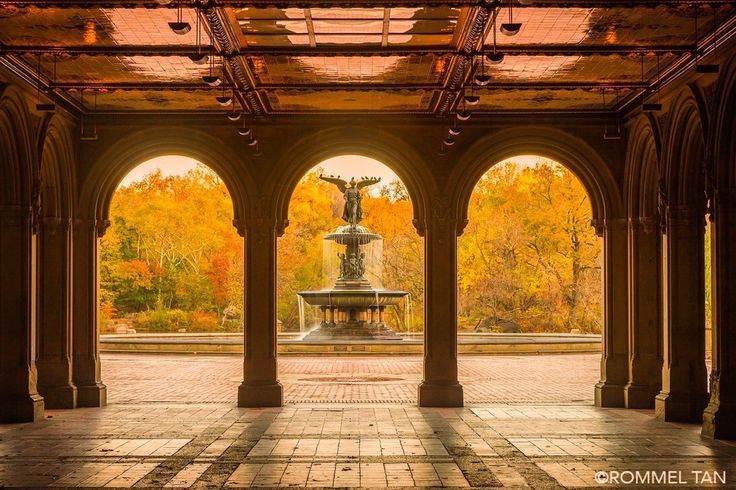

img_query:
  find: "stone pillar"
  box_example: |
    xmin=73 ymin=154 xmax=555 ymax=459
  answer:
xmin=703 ymin=189 xmax=736 ymax=438
xmin=418 ymin=199 xmax=463 ymax=407
xmin=594 ymin=218 xmax=629 ymax=408
xmin=655 ymin=206 xmax=708 ymax=422
xmin=0 ymin=206 xmax=45 ymax=422
xmin=238 ymin=218 xmax=283 ymax=407
xmin=37 ymin=217 xmax=77 ymax=408
xmin=71 ymin=219 xmax=107 ymax=407
xmin=624 ymin=217 xmax=662 ymax=408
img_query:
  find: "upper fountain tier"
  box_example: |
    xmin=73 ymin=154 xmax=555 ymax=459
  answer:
xmin=324 ymin=224 xmax=381 ymax=245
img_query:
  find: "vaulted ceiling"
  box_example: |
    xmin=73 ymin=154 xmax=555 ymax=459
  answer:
xmin=1 ymin=1 xmax=734 ymax=115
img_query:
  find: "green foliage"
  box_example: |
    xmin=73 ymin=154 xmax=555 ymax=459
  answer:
xmin=132 ymin=308 xmax=232 ymax=333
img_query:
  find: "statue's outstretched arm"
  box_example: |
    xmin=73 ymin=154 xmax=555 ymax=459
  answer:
xmin=356 ymin=177 xmax=381 ymax=190
xmin=319 ymin=174 xmax=348 ymax=192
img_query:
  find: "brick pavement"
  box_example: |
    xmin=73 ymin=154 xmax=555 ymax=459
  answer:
xmin=102 ymin=354 xmax=599 ymax=405
xmin=2 ymin=403 xmax=735 ymax=488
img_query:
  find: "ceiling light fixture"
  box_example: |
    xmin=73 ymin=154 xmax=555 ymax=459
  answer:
xmin=464 ymin=92 xmax=480 ymax=106
xmin=238 ymin=115 xmax=251 ymax=136
xmin=474 ymin=55 xmax=491 ymax=86
xmin=500 ymin=2 xmax=522 ymax=36
xmin=487 ymin=11 xmax=505 ymax=64
xmin=189 ymin=8 xmax=208 ymax=64
xmin=216 ymin=83 xmax=232 ymax=106
xmin=641 ymin=54 xmax=661 ymax=113
xmin=169 ymin=1 xmax=191 ymax=35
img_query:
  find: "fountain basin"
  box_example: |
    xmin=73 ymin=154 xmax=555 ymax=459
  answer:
xmin=298 ymin=289 xmax=406 ymax=308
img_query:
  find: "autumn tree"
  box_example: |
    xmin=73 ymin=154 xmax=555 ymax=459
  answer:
xmin=458 ymin=159 xmax=602 ymax=334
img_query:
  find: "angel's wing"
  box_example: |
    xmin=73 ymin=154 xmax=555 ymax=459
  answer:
xmin=319 ymin=174 xmax=348 ymax=193
xmin=355 ymin=177 xmax=381 ymax=190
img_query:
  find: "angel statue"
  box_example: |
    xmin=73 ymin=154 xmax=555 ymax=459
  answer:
xmin=319 ymin=174 xmax=381 ymax=226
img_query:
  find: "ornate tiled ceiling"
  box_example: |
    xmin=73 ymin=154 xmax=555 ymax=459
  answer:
xmin=0 ymin=1 xmax=734 ymax=115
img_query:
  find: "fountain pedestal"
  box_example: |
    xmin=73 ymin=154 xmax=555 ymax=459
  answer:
xmin=298 ymin=224 xmax=407 ymax=341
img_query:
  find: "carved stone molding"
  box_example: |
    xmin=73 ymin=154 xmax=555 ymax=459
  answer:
xmin=664 ymin=205 xmax=706 ymax=231
xmin=0 ymin=205 xmax=33 ymax=227
xmin=40 ymin=216 xmax=72 ymax=233
xmin=629 ymin=215 xmax=659 ymax=234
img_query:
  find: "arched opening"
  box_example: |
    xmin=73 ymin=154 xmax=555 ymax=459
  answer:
xmin=277 ymin=154 xmax=425 ymax=404
xmin=458 ymin=155 xmax=603 ymax=404
xmin=98 ymin=155 xmax=244 ymax=404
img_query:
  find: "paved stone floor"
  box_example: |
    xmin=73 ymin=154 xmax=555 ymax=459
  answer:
xmin=2 ymin=354 xmax=735 ymax=488
xmin=103 ymin=354 xmax=599 ymax=405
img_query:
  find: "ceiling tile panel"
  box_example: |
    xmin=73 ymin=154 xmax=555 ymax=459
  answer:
xmin=249 ymin=54 xmax=448 ymax=84
xmin=267 ymin=89 xmax=431 ymax=111
xmin=0 ymin=7 xmax=200 ymax=47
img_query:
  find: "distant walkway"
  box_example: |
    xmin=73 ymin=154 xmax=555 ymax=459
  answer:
xmin=102 ymin=353 xmax=599 ymax=405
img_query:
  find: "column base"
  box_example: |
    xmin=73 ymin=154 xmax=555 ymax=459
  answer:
xmin=38 ymin=383 xmax=77 ymax=409
xmin=654 ymin=391 xmax=708 ymax=422
xmin=624 ymin=383 xmax=658 ymax=409
xmin=417 ymin=382 xmax=463 ymax=407
xmin=702 ymin=401 xmax=736 ymax=439
xmin=594 ymin=382 xmax=625 ymax=407
xmin=238 ymin=382 xmax=283 ymax=407
xmin=0 ymin=394 xmax=45 ymax=423
xmin=77 ymin=383 xmax=107 ymax=407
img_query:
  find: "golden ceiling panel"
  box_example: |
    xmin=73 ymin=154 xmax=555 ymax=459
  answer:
xmin=489 ymin=6 xmax=735 ymax=46
xmin=24 ymin=54 xmax=212 ymax=84
xmin=231 ymin=6 xmax=460 ymax=47
xmin=79 ymin=89 xmax=226 ymax=111
xmin=482 ymin=53 xmax=677 ymax=83
xmin=473 ymin=88 xmax=634 ymax=111
xmin=266 ymin=89 xmax=431 ymax=111
xmin=0 ymin=7 xmax=199 ymax=47
xmin=249 ymin=54 xmax=449 ymax=84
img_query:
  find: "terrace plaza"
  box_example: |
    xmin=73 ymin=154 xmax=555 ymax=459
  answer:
xmin=2 ymin=0 xmax=736 ymax=488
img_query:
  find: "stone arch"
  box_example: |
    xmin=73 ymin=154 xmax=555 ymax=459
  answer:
xmin=270 ymin=127 xmax=434 ymax=235
xmin=0 ymin=85 xmax=36 ymax=207
xmin=625 ymin=116 xmax=660 ymax=219
xmin=451 ymin=126 xmax=623 ymax=232
xmin=662 ymin=90 xmax=706 ymax=209
xmin=78 ymin=127 xmax=255 ymax=235
xmin=39 ymin=116 xmax=76 ymax=220
xmin=713 ymin=52 xmax=736 ymax=188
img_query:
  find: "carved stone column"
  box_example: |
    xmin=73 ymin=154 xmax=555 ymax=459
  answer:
xmin=655 ymin=206 xmax=708 ymax=422
xmin=703 ymin=189 xmax=736 ymax=438
xmin=0 ymin=206 xmax=45 ymax=422
xmin=237 ymin=217 xmax=283 ymax=407
xmin=594 ymin=218 xmax=629 ymax=408
xmin=624 ymin=216 xmax=662 ymax=408
xmin=417 ymin=197 xmax=463 ymax=407
xmin=37 ymin=217 xmax=77 ymax=408
xmin=71 ymin=218 xmax=107 ymax=407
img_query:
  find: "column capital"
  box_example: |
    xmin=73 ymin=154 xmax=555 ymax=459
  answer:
xmin=424 ymin=195 xmax=465 ymax=236
xmin=40 ymin=217 xmax=72 ymax=232
xmin=72 ymin=218 xmax=110 ymax=237
xmin=664 ymin=205 xmax=705 ymax=230
xmin=590 ymin=217 xmax=626 ymax=237
xmin=628 ymin=216 xmax=659 ymax=234
xmin=0 ymin=205 xmax=32 ymax=226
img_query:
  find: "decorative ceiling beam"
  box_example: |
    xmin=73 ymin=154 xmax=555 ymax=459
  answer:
xmin=433 ymin=5 xmax=491 ymax=115
xmin=0 ymin=44 xmax=697 ymax=57
xmin=48 ymin=81 xmax=649 ymax=90
xmin=0 ymin=0 xmax=731 ymax=7
xmin=202 ymin=5 xmax=267 ymax=114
